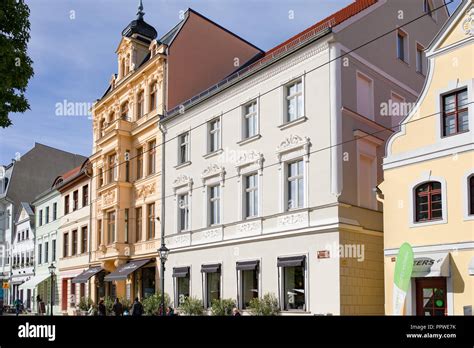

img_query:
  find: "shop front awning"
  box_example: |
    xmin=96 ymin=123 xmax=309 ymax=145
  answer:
xmin=72 ymin=267 xmax=103 ymax=284
xmin=412 ymin=252 xmax=450 ymax=278
xmin=18 ymin=273 xmax=50 ymax=290
xmin=172 ymin=267 xmax=190 ymax=278
xmin=104 ymin=259 xmax=151 ymax=281
xmin=277 ymin=255 xmax=306 ymax=267
xmin=236 ymin=260 xmax=259 ymax=271
xmin=469 ymin=257 xmax=474 ymax=276
xmin=201 ymin=264 xmax=221 ymax=273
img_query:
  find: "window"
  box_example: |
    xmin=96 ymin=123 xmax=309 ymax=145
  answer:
xmin=44 ymin=241 xmax=49 ymax=264
xmin=208 ymin=119 xmax=221 ymax=153
xmin=121 ymin=102 xmax=129 ymax=121
xmin=39 ymin=210 xmax=43 ymax=226
xmin=63 ymin=233 xmax=69 ymax=258
xmin=358 ymin=154 xmax=376 ymax=210
xmin=26 ymin=229 xmax=28 ymax=239
xmin=173 ymin=267 xmax=190 ymax=306
xmin=107 ymin=211 xmax=116 ymax=244
xmin=237 ymin=261 xmax=259 ymax=309
xmin=416 ymin=44 xmax=424 ymax=74
xmin=52 ymin=240 xmax=56 ymax=261
xmin=356 ymin=72 xmax=374 ymax=119
xmin=147 ymin=203 xmax=155 ymax=240
xmin=243 ymin=101 xmax=258 ymax=138
xmin=287 ymin=160 xmax=304 ymax=210
xmin=278 ymin=256 xmax=306 ymax=311
xmin=136 ymin=147 xmax=143 ymax=180
xmin=64 ymin=195 xmax=69 ymax=215
xmin=72 ymin=230 xmax=78 ymax=256
xmin=149 ymin=82 xmax=157 ymax=111
xmin=53 ymin=203 xmax=57 ymax=221
xmin=397 ymin=30 xmax=407 ymax=62
xmin=97 ymin=220 xmax=102 ymax=247
xmin=415 ymin=182 xmax=442 ymax=222
xmin=178 ymin=193 xmax=189 ymax=232
xmin=108 ymin=153 xmax=118 ymax=183
xmin=82 ymin=185 xmax=89 ymax=207
xmin=45 ymin=207 xmax=50 ymax=224
xmin=442 ymin=89 xmax=469 ymax=136
xmin=135 ymin=207 xmax=142 ymax=243
xmin=38 ymin=243 xmax=42 ymax=264
xmin=286 ymin=79 xmax=303 ymax=122
xmin=424 ymin=0 xmax=434 ymax=17
xmin=73 ymin=190 xmax=78 ymax=211
xmin=124 ymin=209 xmax=129 ymax=243
xmin=244 ymin=174 xmax=259 ymax=218
xmin=70 ymin=283 xmax=76 ymax=307
xmin=203 ymin=265 xmax=221 ymax=308
xmin=209 ymin=185 xmax=221 ymax=225
xmin=178 ymin=132 xmax=189 ymax=164
xmin=125 ymin=151 xmax=130 ymax=182
xmin=470 ymin=176 xmax=474 ymax=216
xmin=148 ymin=140 xmax=156 ymax=175
xmin=81 ymin=226 xmax=88 ymax=254
xmin=137 ymin=91 xmax=144 ymax=119
xmin=98 ymin=168 xmax=104 ymax=187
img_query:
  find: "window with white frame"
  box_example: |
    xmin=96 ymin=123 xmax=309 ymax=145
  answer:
xmin=237 ymin=260 xmax=259 ymax=309
xmin=209 ymin=185 xmax=221 ymax=225
xmin=178 ymin=193 xmax=190 ymax=232
xmin=208 ymin=118 xmax=221 ymax=153
xmin=173 ymin=267 xmax=190 ymax=306
xmin=178 ymin=132 xmax=190 ymax=164
xmin=278 ymin=256 xmax=306 ymax=311
xmin=285 ymin=79 xmax=303 ymax=122
xmin=202 ymin=264 xmax=221 ymax=308
xmin=287 ymin=160 xmax=304 ymax=210
xmin=442 ymin=88 xmax=469 ymax=136
xmin=244 ymin=173 xmax=258 ymax=218
xmin=243 ymin=101 xmax=258 ymax=139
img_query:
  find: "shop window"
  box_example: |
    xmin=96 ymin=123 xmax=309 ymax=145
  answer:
xmin=278 ymin=256 xmax=306 ymax=311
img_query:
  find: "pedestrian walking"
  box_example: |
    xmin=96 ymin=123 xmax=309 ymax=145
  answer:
xmin=130 ymin=297 xmax=143 ymax=316
xmin=112 ymin=298 xmax=123 ymax=316
xmin=98 ymin=299 xmax=107 ymax=316
xmin=14 ymin=298 xmax=23 ymax=316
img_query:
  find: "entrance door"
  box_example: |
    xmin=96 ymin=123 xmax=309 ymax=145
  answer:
xmin=61 ymin=279 xmax=68 ymax=311
xmin=415 ymin=277 xmax=447 ymax=316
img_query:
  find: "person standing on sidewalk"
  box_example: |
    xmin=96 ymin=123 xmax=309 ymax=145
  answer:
xmin=130 ymin=298 xmax=143 ymax=316
xmin=98 ymin=299 xmax=107 ymax=316
xmin=14 ymin=298 xmax=23 ymax=316
xmin=112 ymin=298 xmax=123 ymax=316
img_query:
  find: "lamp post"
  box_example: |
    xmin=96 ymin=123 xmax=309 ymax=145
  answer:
xmin=48 ymin=263 xmax=56 ymax=316
xmin=158 ymin=243 xmax=169 ymax=316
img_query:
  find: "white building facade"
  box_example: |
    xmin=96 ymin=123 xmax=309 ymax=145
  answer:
xmin=160 ymin=0 xmax=448 ymax=315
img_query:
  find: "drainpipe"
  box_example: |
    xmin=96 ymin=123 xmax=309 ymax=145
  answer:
xmin=374 ymin=186 xmax=384 ymax=205
xmin=159 ymin=122 xmax=166 ymax=298
xmin=85 ymin=166 xmax=93 ymax=301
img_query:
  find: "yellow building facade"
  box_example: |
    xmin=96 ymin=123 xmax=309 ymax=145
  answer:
xmin=381 ymin=0 xmax=474 ymax=315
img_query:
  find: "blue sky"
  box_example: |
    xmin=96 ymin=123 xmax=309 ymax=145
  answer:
xmin=0 ymin=0 xmax=461 ymax=164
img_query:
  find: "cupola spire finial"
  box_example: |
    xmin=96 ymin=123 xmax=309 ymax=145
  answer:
xmin=137 ymin=0 xmax=145 ymax=20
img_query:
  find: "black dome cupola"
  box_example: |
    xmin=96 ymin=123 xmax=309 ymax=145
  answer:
xmin=121 ymin=0 xmax=157 ymax=41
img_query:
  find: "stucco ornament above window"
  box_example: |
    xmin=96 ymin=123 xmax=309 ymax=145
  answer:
xmin=462 ymin=7 xmax=474 ymax=36
xmin=201 ymin=164 xmax=226 ymax=183
xmin=172 ymin=174 xmax=193 ymax=191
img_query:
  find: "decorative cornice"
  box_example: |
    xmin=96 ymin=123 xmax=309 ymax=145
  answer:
xmin=276 ymin=134 xmax=311 ymax=154
xmin=172 ymin=174 xmax=193 ymax=191
xmin=201 ymin=164 xmax=225 ymax=184
xmin=462 ymin=7 xmax=474 ymax=36
xmin=235 ymin=150 xmax=263 ymax=168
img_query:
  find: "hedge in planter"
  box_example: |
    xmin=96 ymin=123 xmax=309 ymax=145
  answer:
xmin=142 ymin=293 xmax=171 ymax=316
xmin=248 ymin=293 xmax=280 ymax=316
xmin=179 ymin=297 xmax=204 ymax=316
xmin=210 ymin=298 xmax=236 ymax=316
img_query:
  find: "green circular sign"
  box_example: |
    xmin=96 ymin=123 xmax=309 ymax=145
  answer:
xmin=435 ymin=299 xmax=444 ymax=307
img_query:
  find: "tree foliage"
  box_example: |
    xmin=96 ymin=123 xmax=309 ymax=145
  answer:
xmin=0 ymin=0 xmax=34 ymax=127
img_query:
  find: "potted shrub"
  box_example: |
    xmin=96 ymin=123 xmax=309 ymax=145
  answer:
xmin=248 ymin=293 xmax=280 ymax=316
xmin=210 ymin=298 xmax=236 ymax=316
xmin=179 ymin=297 xmax=204 ymax=316
xmin=78 ymin=297 xmax=93 ymax=316
xmin=103 ymin=296 xmax=114 ymax=316
xmin=142 ymin=293 xmax=170 ymax=316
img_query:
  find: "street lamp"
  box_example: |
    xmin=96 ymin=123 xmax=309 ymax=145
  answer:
xmin=48 ymin=263 xmax=56 ymax=316
xmin=158 ymin=244 xmax=169 ymax=316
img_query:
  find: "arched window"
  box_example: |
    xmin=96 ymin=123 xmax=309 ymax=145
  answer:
xmin=469 ymin=175 xmax=474 ymax=216
xmin=415 ymin=181 xmax=442 ymax=222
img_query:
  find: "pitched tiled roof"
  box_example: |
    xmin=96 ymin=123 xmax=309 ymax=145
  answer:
xmin=61 ymin=166 xmax=81 ymax=181
xmin=165 ymin=0 xmax=378 ymax=117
